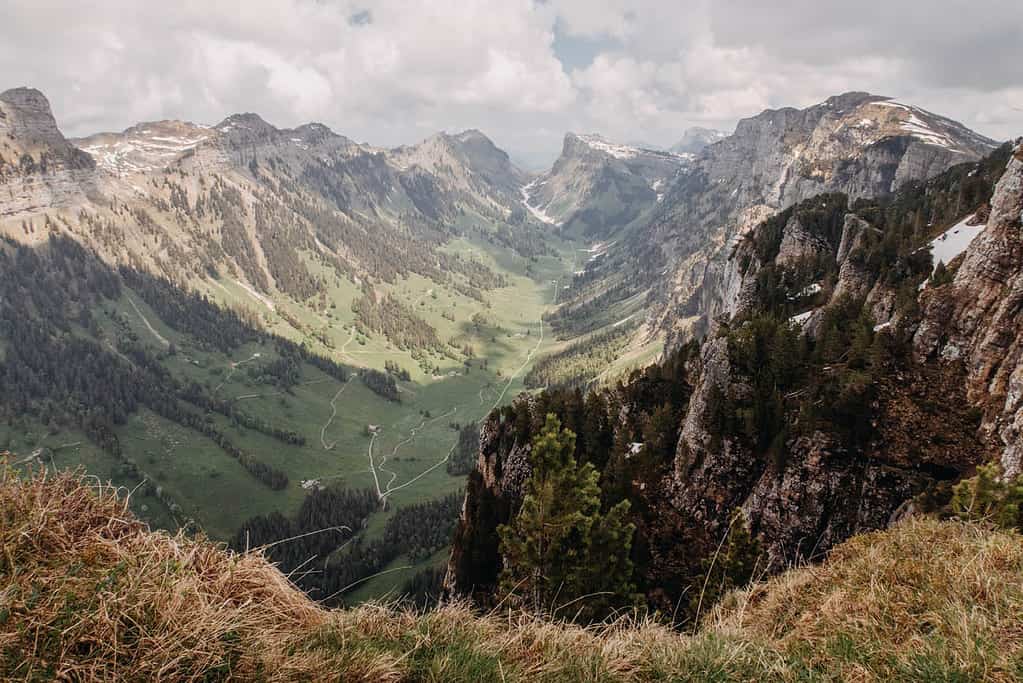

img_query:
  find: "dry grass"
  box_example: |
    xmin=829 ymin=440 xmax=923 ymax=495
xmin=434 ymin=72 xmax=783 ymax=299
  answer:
xmin=3 ymin=469 xmax=1023 ymax=681
xmin=709 ymin=519 xmax=1023 ymax=681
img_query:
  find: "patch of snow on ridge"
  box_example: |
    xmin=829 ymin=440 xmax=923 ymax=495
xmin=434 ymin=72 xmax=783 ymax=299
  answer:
xmin=873 ymin=100 xmax=963 ymax=150
xmin=928 ymin=215 xmax=987 ymax=275
xmin=902 ymin=113 xmax=956 ymax=150
xmin=576 ymin=134 xmax=639 ymax=160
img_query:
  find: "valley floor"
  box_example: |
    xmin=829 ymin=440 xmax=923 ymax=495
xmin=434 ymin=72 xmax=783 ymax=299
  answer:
xmin=3 ymin=231 xmax=581 ymax=601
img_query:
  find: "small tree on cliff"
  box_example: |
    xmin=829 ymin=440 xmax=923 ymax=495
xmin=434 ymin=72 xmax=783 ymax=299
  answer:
xmin=498 ymin=413 xmax=635 ymax=621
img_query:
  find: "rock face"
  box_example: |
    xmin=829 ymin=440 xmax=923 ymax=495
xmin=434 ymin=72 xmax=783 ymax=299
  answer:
xmin=0 ymin=87 xmax=96 ymax=217
xmin=669 ymin=127 xmax=728 ymax=156
xmin=521 ymin=132 xmax=687 ymax=238
xmin=74 ymin=120 xmax=215 ymax=177
xmin=444 ymin=398 xmax=535 ymax=599
xmin=554 ymin=92 xmax=998 ymax=350
xmin=448 ymin=140 xmax=1014 ymax=601
xmin=914 ymin=144 xmax=1023 ymax=476
xmin=668 ymin=340 xmax=983 ymax=568
xmin=654 ymin=92 xmax=998 ymax=345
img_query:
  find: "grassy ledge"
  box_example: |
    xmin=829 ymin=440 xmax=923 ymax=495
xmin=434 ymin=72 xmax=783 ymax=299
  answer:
xmin=2 ymin=469 xmax=1022 ymax=681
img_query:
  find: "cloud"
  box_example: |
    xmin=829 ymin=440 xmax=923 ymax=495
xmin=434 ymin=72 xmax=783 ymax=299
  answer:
xmin=0 ymin=0 xmax=1019 ymax=167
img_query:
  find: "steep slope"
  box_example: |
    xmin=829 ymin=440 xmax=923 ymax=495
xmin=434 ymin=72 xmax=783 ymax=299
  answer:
xmin=522 ymin=133 xmax=687 ymax=238
xmin=0 ymin=88 xmax=543 ymax=302
xmin=447 ymin=141 xmax=1019 ymax=620
xmin=0 ymin=87 xmax=573 ymax=604
xmin=6 ymin=471 xmax=1023 ymax=682
xmin=915 ymin=144 xmax=1023 ymax=477
xmin=555 ymin=92 xmax=999 ymax=350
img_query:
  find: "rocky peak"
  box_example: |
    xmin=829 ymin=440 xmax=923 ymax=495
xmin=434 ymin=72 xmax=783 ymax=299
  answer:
xmin=388 ymin=128 xmax=525 ymax=203
xmin=644 ymin=92 xmax=1000 ymax=347
xmin=0 ymin=87 xmax=60 ymax=138
xmin=524 ymin=131 xmax=688 ymax=237
xmin=288 ymin=122 xmax=341 ymax=145
xmin=214 ymin=113 xmax=280 ymax=147
xmin=0 ymin=87 xmax=93 ymax=171
xmin=821 ymin=90 xmax=886 ymax=112
xmin=669 ymin=127 xmax=729 ymax=156
xmin=0 ymin=87 xmax=96 ymax=218
xmin=560 ymin=132 xmax=650 ymax=162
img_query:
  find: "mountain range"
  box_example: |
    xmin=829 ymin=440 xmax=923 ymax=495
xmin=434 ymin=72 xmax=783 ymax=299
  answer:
xmin=2 ymin=82 xmax=1017 ymax=618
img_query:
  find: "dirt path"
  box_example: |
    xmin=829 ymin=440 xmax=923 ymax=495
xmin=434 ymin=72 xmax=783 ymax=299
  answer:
xmin=376 ymin=407 xmax=458 ymax=494
xmin=320 ymin=374 xmax=357 ymax=450
xmin=411 ymin=288 xmax=434 ymax=308
xmin=126 ymin=295 xmax=170 ymax=348
xmin=212 ymin=353 xmax=261 ymax=395
xmin=338 ymin=326 xmax=357 ymax=359
xmin=366 ymin=430 xmax=383 ymax=499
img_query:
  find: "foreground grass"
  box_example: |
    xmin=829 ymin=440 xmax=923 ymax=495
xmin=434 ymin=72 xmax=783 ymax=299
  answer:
xmin=2 ymin=470 xmax=1022 ymax=681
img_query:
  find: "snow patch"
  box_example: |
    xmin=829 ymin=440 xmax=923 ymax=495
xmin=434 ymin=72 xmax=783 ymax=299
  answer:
xmin=928 ymin=215 xmax=986 ymax=275
xmin=576 ymin=133 xmax=640 ymax=159
xmin=790 ymin=310 xmax=814 ymax=325
xmin=520 ymin=177 xmax=561 ymax=226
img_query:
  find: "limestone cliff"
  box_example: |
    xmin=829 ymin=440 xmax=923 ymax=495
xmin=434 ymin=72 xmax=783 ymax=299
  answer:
xmin=914 ymin=145 xmax=1023 ymax=476
xmin=0 ymin=87 xmax=97 ymax=218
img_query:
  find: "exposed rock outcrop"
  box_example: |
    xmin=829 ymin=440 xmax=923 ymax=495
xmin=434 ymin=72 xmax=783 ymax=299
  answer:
xmin=915 ymin=144 xmax=1023 ymax=476
xmin=522 ymin=132 xmax=687 ymax=237
xmin=0 ymin=87 xmax=97 ymax=217
xmin=672 ymin=94 xmax=999 ymax=340
xmin=444 ymin=397 xmax=535 ymax=599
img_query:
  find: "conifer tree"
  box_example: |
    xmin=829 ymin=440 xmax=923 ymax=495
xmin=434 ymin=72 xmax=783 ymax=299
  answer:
xmin=498 ymin=414 xmax=635 ymax=621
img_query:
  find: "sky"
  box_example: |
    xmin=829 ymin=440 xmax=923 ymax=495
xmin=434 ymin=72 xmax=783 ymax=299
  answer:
xmin=1 ymin=1 xmax=1021 ymax=168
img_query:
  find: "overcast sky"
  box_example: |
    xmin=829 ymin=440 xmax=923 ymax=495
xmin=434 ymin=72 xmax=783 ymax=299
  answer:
xmin=2 ymin=1 xmax=1021 ymax=167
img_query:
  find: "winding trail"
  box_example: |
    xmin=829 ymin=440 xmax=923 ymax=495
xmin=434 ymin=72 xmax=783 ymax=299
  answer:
xmin=338 ymin=326 xmax=357 ymax=359
xmin=377 ymin=407 xmax=458 ymax=494
xmin=365 ymin=430 xmax=383 ymax=498
xmin=320 ymin=278 xmax=561 ymax=506
xmin=212 ymin=353 xmax=261 ymax=395
xmin=320 ymin=374 xmax=358 ymax=450
xmin=410 ymin=288 xmax=434 ymax=308
xmin=126 ymin=295 xmax=170 ymax=348
xmin=376 ymin=280 xmax=559 ymax=502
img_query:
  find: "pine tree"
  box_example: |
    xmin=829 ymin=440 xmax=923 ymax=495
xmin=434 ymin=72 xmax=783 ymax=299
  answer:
xmin=498 ymin=414 xmax=635 ymax=621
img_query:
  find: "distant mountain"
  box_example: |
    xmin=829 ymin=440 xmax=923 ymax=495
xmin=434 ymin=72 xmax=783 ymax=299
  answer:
xmin=520 ymin=132 xmax=687 ymax=239
xmin=668 ymin=126 xmax=728 ymax=155
xmin=1 ymin=88 xmax=547 ymax=300
xmin=551 ymin=91 xmax=1000 ymax=349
